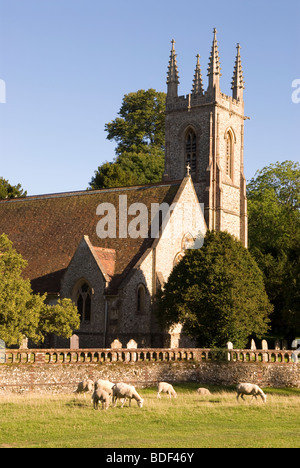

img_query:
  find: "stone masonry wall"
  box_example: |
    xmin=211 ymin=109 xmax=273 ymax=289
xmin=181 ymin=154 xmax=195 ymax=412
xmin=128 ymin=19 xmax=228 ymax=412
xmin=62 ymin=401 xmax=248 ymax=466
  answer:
xmin=1 ymin=359 xmax=299 ymax=394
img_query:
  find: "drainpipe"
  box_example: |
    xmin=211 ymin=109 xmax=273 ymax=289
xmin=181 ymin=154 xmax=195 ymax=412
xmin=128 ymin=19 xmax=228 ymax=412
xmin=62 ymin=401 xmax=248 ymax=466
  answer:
xmin=103 ymin=297 xmax=108 ymax=348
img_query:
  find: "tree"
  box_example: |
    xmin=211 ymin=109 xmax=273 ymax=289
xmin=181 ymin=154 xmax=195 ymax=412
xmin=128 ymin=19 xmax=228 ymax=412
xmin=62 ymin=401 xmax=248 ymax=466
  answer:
xmin=0 ymin=234 xmax=80 ymax=346
xmin=157 ymin=231 xmax=272 ymax=349
xmin=247 ymin=160 xmax=300 ymax=340
xmin=89 ymin=89 xmax=166 ymax=189
xmin=0 ymin=177 xmax=27 ymax=199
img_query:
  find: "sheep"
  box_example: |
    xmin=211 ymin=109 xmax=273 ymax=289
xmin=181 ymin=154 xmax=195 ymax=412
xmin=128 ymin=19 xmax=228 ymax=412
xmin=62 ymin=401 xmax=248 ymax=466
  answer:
xmin=92 ymin=388 xmax=111 ymax=410
xmin=112 ymin=382 xmax=144 ymax=408
xmin=236 ymin=383 xmax=267 ymax=403
xmin=157 ymin=382 xmax=177 ymax=399
xmin=196 ymin=387 xmax=211 ymax=396
xmin=94 ymin=379 xmax=114 ymax=396
xmin=75 ymin=379 xmax=94 ymax=394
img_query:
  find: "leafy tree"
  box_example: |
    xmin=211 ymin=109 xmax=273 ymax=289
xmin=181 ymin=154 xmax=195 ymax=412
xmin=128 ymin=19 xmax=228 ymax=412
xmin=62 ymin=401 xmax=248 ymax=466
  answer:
xmin=89 ymin=89 xmax=166 ymax=189
xmin=157 ymin=231 xmax=272 ymax=348
xmin=247 ymin=160 xmax=300 ymax=340
xmin=0 ymin=234 xmax=80 ymax=346
xmin=0 ymin=177 xmax=27 ymax=199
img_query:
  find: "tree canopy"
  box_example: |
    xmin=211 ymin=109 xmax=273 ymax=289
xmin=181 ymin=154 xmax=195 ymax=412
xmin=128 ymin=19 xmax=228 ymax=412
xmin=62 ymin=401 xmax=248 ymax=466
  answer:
xmin=247 ymin=160 xmax=300 ymax=340
xmin=89 ymin=89 xmax=166 ymax=190
xmin=0 ymin=234 xmax=80 ymax=346
xmin=0 ymin=177 xmax=27 ymax=200
xmin=157 ymin=231 xmax=272 ymax=349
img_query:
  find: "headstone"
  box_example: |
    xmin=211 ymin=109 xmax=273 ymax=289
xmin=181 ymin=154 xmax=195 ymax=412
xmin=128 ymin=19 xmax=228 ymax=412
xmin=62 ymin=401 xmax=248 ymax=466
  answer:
xmin=111 ymin=339 xmax=122 ymax=349
xmin=227 ymin=341 xmax=233 ymax=361
xmin=262 ymin=339 xmax=268 ymax=362
xmin=19 ymin=336 xmax=28 ymax=350
xmin=126 ymin=339 xmax=137 ymax=362
xmin=251 ymin=339 xmax=256 ymax=350
xmin=0 ymin=339 xmax=5 ymax=364
xmin=70 ymin=334 xmax=79 ymax=349
xmin=262 ymin=339 xmax=268 ymax=350
xmin=126 ymin=339 xmax=138 ymax=349
xmin=275 ymin=339 xmax=281 ymax=350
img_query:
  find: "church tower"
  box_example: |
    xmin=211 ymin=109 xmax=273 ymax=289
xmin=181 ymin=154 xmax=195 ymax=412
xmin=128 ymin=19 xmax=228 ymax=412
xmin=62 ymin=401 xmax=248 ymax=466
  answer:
xmin=164 ymin=30 xmax=248 ymax=247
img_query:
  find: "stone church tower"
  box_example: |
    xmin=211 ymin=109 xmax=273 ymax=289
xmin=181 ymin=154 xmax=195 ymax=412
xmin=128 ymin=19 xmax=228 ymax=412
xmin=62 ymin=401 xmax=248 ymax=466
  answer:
xmin=163 ymin=29 xmax=248 ymax=247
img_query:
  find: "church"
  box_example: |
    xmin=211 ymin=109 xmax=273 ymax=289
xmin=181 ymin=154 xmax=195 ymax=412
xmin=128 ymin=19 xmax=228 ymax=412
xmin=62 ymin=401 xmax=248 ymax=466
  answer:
xmin=0 ymin=30 xmax=248 ymax=348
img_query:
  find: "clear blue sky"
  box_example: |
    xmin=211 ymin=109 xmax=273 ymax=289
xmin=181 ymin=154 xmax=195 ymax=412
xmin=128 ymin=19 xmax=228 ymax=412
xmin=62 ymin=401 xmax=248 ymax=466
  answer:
xmin=0 ymin=0 xmax=299 ymax=196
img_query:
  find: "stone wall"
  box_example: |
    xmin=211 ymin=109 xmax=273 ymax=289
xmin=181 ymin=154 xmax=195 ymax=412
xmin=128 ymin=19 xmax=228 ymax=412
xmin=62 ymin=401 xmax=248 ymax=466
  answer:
xmin=0 ymin=348 xmax=299 ymax=393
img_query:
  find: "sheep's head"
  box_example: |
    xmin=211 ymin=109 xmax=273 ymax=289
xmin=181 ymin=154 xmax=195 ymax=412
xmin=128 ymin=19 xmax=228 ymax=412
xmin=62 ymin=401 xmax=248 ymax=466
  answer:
xmin=137 ymin=398 xmax=144 ymax=408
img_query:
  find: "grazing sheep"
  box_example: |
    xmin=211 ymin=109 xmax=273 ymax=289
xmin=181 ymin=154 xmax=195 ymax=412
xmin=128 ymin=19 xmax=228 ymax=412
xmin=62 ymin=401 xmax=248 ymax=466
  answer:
xmin=236 ymin=383 xmax=267 ymax=403
xmin=157 ymin=382 xmax=177 ymax=399
xmin=112 ymin=382 xmax=144 ymax=408
xmin=75 ymin=379 xmax=94 ymax=394
xmin=94 ymin=379 xmax=114 ymax=395
xmin=92 ymin=388 xmax=110 ymax=410
xmin=196 ymin=387 xmax=211 ymax=396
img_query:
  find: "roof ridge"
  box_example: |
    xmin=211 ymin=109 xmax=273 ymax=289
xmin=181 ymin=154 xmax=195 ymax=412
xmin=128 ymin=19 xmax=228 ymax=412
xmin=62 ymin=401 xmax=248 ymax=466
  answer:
xmin=0 ymin=180 xmax=182 ymax=204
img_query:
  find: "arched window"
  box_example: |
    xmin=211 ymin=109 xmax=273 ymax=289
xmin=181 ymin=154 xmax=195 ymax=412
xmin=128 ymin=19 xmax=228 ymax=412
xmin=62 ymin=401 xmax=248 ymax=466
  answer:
xmin=225 ymin=131 xmax=233 ymax=179
xmin=76 ymin=282 xmax=92 ymax=323
xmin=185 ymin=129 xmax=197 ymax=174
xmin=137 ymin=284 xmax=146 ymax=315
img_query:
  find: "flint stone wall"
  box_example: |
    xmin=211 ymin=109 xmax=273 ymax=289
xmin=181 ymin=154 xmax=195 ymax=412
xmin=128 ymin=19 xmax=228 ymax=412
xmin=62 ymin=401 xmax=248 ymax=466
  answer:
xmin=0 ymin=358 xmax=299 ymax=394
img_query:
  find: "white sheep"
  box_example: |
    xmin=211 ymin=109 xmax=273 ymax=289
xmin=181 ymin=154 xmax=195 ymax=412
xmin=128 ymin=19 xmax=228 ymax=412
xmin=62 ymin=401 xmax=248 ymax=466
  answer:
xmin=75 ymin=379 xmax=94 ymax=394
xmin=196 ymin=387 xmax=211 ymax=396
xmin=92 ymin=388 xmax=111 ymax=410
xmin=112 ymin=382 xmax=144 ymax=408
xmin=94 ymin=379 xmax=115 ymax=395
xmin=157 ymin=382 xmax=177 ymax=399
xmin=236 ymin=383 xmax=267 ymax=403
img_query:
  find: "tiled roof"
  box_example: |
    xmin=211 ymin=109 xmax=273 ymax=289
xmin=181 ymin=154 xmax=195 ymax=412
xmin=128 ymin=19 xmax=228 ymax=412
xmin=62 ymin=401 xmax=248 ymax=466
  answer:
xmin=0 ymin=182 xmax=181 ymax=294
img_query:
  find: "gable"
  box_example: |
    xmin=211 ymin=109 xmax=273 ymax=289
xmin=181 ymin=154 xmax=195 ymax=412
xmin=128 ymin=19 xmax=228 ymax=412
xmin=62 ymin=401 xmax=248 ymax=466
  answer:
xmin=0 ymin=182 xmax=180 ymax=294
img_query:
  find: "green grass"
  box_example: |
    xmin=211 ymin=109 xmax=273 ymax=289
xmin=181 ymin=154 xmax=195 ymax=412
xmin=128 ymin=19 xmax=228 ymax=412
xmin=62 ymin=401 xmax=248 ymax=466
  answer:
xmin=0 ymin=384 xmax=300 ymax=448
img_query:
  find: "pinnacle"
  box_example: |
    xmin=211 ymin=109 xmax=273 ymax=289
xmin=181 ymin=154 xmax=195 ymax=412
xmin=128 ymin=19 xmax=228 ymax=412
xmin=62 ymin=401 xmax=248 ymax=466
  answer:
xmin=192 ymin=54 xmax=204 ymax=95
xmin=231 ymin=43 xmax=245 ymax=90
xmin=207 ymin=27 xmax=221 ymax=77
xmin=167 ymin=39 xmax=180 ymax=85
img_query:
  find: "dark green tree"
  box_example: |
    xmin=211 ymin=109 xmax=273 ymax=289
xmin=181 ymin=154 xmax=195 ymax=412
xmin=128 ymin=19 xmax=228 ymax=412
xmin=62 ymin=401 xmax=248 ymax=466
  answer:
xmin=247 ymin=160 xmax=300 ymax=340
xmin=157 ymin=231 xmax=272 ymax=348
xmin=0 ymin=178 xmax=27 ymax=199
xmin=90 ymin=89 xmax=166 ymax=189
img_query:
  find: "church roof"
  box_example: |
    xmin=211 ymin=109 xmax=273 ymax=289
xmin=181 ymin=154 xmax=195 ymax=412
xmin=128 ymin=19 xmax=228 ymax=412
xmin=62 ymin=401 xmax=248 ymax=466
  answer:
xmin=0 ymin=181 xmax=181 ymax=295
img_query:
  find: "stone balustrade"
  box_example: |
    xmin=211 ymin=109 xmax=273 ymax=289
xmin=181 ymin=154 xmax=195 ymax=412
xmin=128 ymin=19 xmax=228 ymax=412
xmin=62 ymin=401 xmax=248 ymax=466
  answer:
xmin=2 ymin=347 xmax=299 ymax=365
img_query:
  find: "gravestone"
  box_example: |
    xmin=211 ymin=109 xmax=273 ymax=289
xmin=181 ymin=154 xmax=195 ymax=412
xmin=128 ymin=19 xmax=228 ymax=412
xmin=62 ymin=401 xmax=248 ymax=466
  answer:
xmin=70 ymin=334 xmax=79 ymax=349
xmin=111 ymin=339 xmax=122 ymax=349
xmin=127 ymin=339 xmax=138 ymax=349
xmin=262 ymin=339 xmax=268 ymax=362
xmin=227 ymin=341 xmax=233 ymax=361
xmin=0 ymin=339 xmax=5 ymax=364
xmin=126 ymin=339 xmax=137 ymax=362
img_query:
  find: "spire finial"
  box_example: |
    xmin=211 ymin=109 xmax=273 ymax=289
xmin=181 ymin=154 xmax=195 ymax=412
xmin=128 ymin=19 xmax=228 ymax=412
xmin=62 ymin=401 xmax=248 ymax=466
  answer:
xmin=167 ymin=39 xmax=180 ymax=98
xmin=231 ymin=42 xmax=245 ymax=101
xmin=207 ymin=27 xmax=221 ymax=94
xmin=192 ymin=54 xmax=204 ymax=95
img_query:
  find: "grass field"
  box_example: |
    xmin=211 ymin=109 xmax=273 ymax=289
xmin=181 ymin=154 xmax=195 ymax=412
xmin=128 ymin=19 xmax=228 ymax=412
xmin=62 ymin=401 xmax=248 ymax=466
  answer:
xmin=0 ymin=383 xmax=300 ymax=448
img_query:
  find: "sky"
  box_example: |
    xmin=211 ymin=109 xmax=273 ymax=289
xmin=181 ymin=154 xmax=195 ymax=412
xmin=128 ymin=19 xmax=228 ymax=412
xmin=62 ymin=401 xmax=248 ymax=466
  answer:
xmin=0 ymin=0 xmax=299 ymax=196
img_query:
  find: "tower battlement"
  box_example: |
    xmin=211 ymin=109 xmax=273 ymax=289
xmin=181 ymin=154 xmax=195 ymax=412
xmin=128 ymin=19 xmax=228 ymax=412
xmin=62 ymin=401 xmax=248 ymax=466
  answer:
xmin=164 ymin=29 xmax=248 ymax=247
